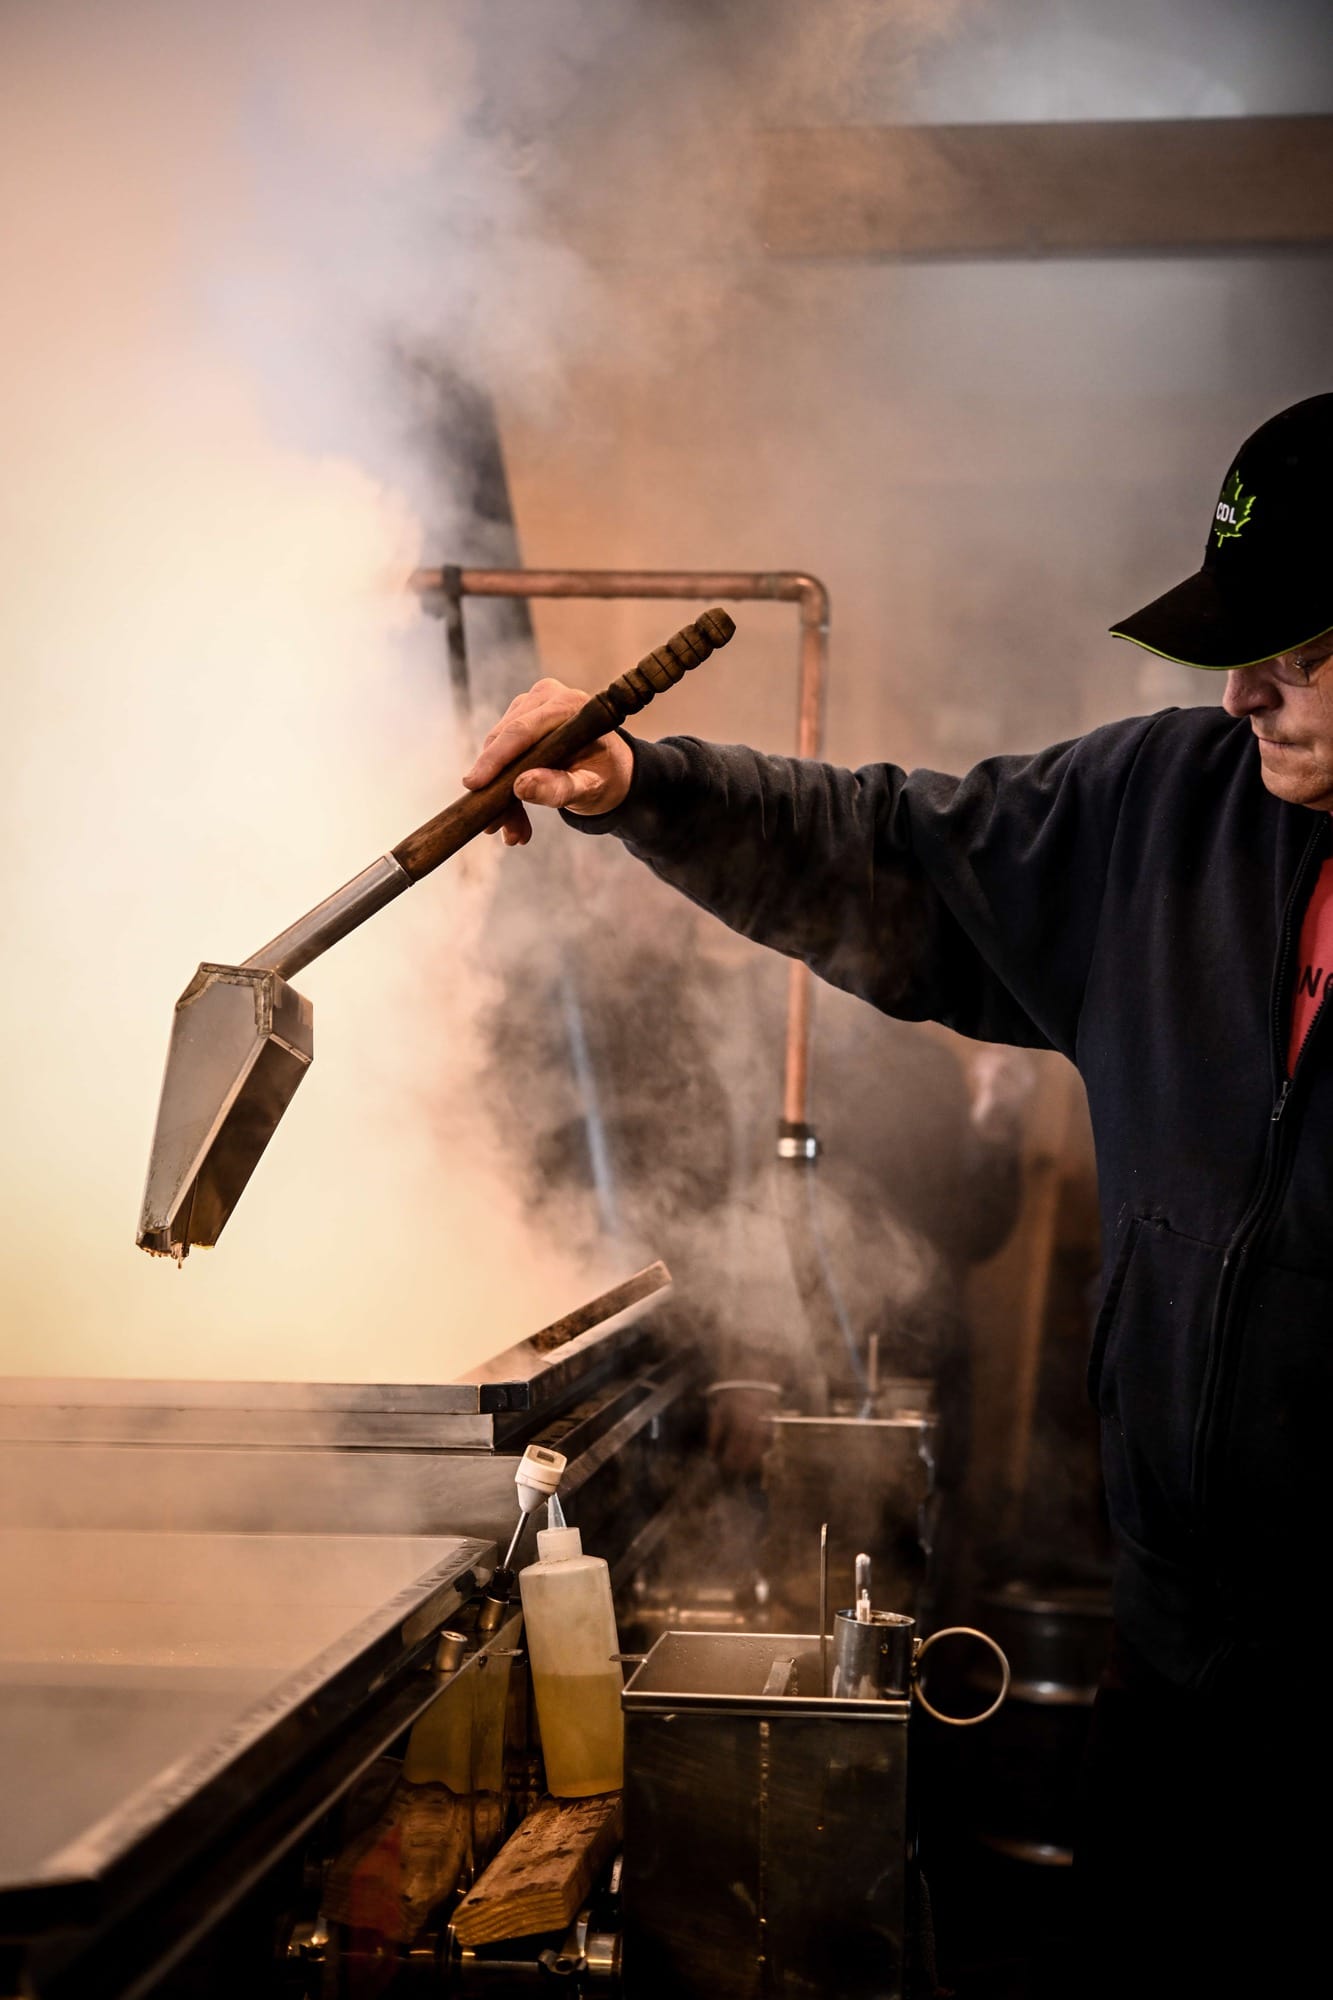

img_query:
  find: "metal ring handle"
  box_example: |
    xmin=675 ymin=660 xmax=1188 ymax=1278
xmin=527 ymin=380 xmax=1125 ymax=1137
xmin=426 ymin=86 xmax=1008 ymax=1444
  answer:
xmin=912 ymin=1625 xmax=1010 ymax=1728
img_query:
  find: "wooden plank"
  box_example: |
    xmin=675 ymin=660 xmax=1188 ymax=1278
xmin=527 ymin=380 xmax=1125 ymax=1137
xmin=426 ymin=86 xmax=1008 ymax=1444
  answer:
xmin=450 ymin=1793 xmax=622 ymax=1948
xmin=760 ymin=116 xmax=1333 ymax=257
xmin=324 ymin=1781 xmax=472 ymax=1944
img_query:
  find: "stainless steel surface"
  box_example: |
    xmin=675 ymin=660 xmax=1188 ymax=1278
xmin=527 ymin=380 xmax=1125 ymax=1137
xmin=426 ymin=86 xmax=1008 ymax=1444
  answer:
xmin=0 ymin=1289 xmax=691 ymax=1994
xmin=623 ymin=1629 xmax=908 ymax=1999
xmin=581 ymin=1922 xmax=621 ymax=1985
xmin=831 ymin=1608 xmax=914 ymax=1701
xmin=622 ymin=1630 xmax=908 ymax=1717
xmin=775 ymin=1127 xmax=819 ymax=1161
xmin=0 ymin=1301 xmax=668 ymax=1444
xmin=0 ymin=1309 xmax=694 ymax=1610
xmin=243 ymin=854 xmax=410 ymax=980
xmin=0 ymin=1378 xmax=690 ymax=1561
xmin=0 ymin=1530 xmax=487 ymax=1935
xmin=138 ymin=914 xmax=666 ymax=1262
xmin=433 ymin=1629 xmax=470 ymax=1675
xmin=402 ymin=1605 xmax=523 ymax=1895
xmin=462 ymin=1303 xmax=665 ymax=1424
xmin=136 ymin=964 xmax=313 ymax=1258
xmin=763 ymin=1408 xmax=938 ymax=1631
xmin=761 ymin=1654 xmax=798 ymax=1697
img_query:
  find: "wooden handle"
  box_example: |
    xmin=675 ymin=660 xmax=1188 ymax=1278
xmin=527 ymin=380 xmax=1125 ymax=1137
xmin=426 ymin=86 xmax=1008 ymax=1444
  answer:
xmin=391 ymin=607 xmax=735 ymax=882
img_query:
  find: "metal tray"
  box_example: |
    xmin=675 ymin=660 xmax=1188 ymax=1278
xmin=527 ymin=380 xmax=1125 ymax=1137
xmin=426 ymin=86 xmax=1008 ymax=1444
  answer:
xmin=0 ymin=1528 xmax=488 ymax=1946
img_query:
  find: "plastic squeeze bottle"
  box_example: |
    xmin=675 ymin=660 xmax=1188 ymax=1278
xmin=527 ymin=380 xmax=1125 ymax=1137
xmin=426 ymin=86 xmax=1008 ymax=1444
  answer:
xmin=518 ymin=1513 xmax=623 ymax=1797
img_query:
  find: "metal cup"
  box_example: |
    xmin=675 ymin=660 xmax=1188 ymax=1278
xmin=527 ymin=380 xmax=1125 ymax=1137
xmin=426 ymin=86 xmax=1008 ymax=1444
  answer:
xmin=830 ymin=1608 xmax=915 ymax=1700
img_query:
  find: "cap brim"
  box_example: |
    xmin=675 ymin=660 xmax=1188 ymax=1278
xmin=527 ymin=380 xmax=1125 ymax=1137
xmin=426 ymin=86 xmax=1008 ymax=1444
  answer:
xmin=1096 ymin=572 xmax=1280 ymax=672
xmin=1111 ymin=569 xmax=1333 ymax=671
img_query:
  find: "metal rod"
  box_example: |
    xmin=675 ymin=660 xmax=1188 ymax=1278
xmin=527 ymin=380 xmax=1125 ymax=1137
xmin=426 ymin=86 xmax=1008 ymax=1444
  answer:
xmin=502 ymin=1516 xmax=527 ymax=1571
xmin=437 ymin=564 xmax=473 ymax=744
xmin=242 ymin=855 xmax=411 ymax=980
xmin=408 ymin=567 xmax=831 ymax=1131
xmin=417 ymin=563 xmax=474 ymax=739
xmin=819 ymin=1521 xmax=830 ymax=1695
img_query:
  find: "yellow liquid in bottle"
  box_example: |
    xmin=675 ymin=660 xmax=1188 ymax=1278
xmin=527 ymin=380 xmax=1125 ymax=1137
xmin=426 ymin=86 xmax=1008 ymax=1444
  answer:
xmin=532 ymin=1666 xmax=624 ymax=1797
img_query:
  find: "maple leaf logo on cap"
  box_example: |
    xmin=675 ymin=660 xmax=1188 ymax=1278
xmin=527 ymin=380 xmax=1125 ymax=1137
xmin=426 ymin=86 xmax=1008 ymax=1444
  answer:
xmin=1214 ymin=469 xmax=1256 ymax=548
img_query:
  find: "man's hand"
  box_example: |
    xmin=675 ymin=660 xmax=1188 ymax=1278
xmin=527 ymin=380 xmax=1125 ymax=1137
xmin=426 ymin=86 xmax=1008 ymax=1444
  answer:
xmin=461 ymin=678 xmax=635 ymax=847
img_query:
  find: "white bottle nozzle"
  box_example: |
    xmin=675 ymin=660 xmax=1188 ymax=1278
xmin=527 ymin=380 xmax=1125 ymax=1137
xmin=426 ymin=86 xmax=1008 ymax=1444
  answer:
xmin=502 ymin=1445 xmax=569 ymax=1570
xmin=536 ymin=1492 xmax=578 ymax=1556
xmin=516 ymin=1444 xmax=567 ymax=1514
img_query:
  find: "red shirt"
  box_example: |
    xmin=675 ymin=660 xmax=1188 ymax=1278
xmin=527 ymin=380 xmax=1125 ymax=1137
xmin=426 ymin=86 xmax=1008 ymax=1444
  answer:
xmin=1287 ymin=849 xmax=1333 ymax=1075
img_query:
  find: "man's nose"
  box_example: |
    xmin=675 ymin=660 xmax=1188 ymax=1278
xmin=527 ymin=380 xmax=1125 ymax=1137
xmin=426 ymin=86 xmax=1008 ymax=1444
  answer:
xmin=1222 ymin=666 xmax=1278 ymax=718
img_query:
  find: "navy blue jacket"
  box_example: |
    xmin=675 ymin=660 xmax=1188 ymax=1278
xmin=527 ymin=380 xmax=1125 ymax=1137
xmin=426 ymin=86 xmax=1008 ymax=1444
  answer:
xmin=572 ymin=707 xmax=1333 ymax=1688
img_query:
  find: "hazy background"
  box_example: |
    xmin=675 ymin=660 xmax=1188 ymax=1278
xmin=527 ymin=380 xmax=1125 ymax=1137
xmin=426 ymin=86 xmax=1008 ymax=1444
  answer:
xmin=1 ymin=0 xmax=1330 ymax=1382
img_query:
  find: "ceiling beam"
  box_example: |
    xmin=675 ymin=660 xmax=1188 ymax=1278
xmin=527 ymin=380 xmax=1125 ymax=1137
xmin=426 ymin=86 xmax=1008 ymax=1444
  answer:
xmin=759 ymin=116 xmax=1333 ymax=258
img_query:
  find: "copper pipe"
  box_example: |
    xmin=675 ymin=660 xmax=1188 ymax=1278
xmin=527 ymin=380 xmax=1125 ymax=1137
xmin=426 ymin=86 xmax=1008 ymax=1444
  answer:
xmin=410 ymin=566 xmax=830 ymax=1130
xmin=412 ymin=567 xmax=826 ymax=614
xmin=786 ymin=581 xmax=829 ymax=1127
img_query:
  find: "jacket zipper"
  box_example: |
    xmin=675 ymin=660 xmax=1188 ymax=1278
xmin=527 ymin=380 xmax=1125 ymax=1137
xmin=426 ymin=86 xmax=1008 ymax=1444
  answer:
xmin=1192 ymin=816 xmax=1332 ymax=1538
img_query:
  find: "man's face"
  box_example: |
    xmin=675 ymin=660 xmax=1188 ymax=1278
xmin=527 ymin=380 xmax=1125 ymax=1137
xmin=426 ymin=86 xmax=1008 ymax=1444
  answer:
xmin=1222 ymin=630 xmax=1333 ymax=810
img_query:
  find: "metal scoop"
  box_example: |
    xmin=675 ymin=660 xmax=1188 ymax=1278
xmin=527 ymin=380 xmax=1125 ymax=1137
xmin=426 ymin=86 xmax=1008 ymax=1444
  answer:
xmin=136 ymin=609 xmax=735 ymax=1260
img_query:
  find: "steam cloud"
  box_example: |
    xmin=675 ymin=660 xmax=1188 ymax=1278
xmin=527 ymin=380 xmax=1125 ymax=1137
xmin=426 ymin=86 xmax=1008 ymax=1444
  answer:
xmin=0 ymin=1 xmax=613 ymax=1382
xmin=9 ymin=0 xmax=1316 ymax=1390
xmin=0 ymin=0 xmax=984 ymax=1384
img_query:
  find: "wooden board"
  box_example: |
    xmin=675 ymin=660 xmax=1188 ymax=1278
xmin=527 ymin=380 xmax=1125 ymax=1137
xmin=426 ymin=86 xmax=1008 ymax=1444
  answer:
xmin=450 ymin=1793 xmax=622 ymax=1947
xmin=759 ymin=116 xmax=1333 ymax=258
xmin=325 ymin=1780 xmax=472 ymax=1944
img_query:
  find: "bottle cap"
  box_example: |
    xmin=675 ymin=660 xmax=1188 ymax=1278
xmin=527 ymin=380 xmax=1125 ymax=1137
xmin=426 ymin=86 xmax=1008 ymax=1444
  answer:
xmin=514 ymin=1444 xmax=567 ymax=1514
xmin=536 ymin=1525 xmax=583 ymax=1562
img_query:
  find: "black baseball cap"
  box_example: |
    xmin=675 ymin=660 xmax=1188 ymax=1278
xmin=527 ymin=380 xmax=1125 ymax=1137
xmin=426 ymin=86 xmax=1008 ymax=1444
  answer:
xmin=1110 ymin=393 xmax=1333 ymax=670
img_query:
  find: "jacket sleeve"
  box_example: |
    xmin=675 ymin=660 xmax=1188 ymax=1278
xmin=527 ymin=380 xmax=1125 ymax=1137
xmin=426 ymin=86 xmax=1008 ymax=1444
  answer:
xmin=566 ymin=713 xmax=1167 ymax=1059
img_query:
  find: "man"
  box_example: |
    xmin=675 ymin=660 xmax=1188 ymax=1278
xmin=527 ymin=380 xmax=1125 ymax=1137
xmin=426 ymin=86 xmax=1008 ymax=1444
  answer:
xmin=465 ymin=394 xmax=1333 ymax=1990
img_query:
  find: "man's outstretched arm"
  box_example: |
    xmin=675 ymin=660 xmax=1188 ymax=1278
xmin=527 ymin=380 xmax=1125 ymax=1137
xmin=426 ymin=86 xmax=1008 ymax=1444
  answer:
xmin=463 ymin=676 xmax=955 ymax=1024
xmin=462 ymin=676 xmax=1163 ymax=1055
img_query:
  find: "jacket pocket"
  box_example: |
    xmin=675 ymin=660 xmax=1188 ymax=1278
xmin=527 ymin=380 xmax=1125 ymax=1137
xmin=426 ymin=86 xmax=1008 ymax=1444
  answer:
xmin=1212 ymin=1260 xmax=1333 ymax=1585
xmin=1091 ymin=1216 xmax=1224 ymax=1561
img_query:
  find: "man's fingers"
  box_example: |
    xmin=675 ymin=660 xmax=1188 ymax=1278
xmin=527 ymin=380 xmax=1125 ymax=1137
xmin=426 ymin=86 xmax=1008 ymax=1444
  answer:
xmin=464 ymin=711 xmax=560 ymax=789
xmin=463 ymin=717 xmax=546 ymax=791
xmin=513 ymin=764 xmax=603 ymax=812
xmin=463 ymin=684 xmax=588 ymax=791
xmin=456 ymin=678 xmax=622 ymax=848
xmin=484 ymin=802 xmax=530 ymax=842
xmin=498 ymin=801 xmax=532 ymax=846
